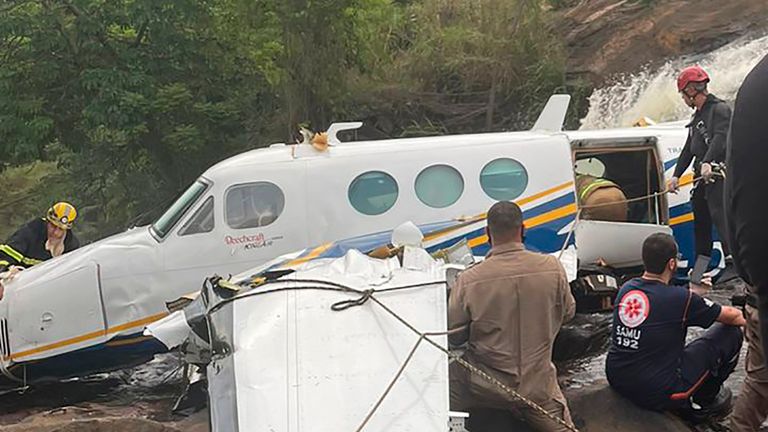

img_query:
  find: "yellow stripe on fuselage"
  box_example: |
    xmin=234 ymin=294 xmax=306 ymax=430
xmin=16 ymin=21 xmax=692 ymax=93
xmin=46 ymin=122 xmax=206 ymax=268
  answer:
xmin=6 ymin=183 xmax=581 ymax=362
xmin=467 ymin=203 xmax=578 ymax=249
xmin=526 ymin=203 xmax=578 ymax=229
xmin=670 ymin=213 xmax=694 ymax=226
xmin=517 ymin=181 xmax=574 ymax=207
xmin=282 ymin=242 xmax=334 ymax=267
xmin=424 ymin=181 xmax=575 ymax=242
xmin=7 ymin=312 xmax=168 ymax=361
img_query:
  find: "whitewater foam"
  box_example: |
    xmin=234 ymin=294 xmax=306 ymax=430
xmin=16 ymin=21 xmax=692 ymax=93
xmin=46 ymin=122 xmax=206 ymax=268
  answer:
xmin=580 ymin=35 xmax=768 ymax=129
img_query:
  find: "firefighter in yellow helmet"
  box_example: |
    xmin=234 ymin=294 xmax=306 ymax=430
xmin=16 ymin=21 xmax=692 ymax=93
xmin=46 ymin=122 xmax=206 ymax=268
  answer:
xmin=0 ymin=202 xmax=81 ymax=277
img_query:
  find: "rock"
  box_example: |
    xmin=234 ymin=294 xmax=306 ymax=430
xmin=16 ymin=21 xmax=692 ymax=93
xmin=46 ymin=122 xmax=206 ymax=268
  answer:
xmin=567 ymin=382 xmax=690 ymax=432
xmin=464 ymin=382 xmax=691 ymax=431
xmin=555 ymin=0 xmax=768 ymax=84
xmin=0 ymin=402 xmax=209 ymax=432
xmin=554 ymin=313 xmax=612 ymax=361
xmin=171 ymin=410 xmax=209 ymax=432
xmin=0 ymin=417 xmax=180 ymax=432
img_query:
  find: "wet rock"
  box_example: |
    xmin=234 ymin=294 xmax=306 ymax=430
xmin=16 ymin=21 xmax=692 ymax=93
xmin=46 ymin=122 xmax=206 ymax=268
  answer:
xmin=171 ymin=410 xmax=209 ymax=432
xmin=555 ymin=0 xmax=768 ymax=83
xmin=0 ymin=354 xmax=210 ymax=432
xmin=567 ymin=382 xmax=690 ymax=432
xmin=465 ymin=382 xmax=691 ymax=432
xmin=0 ymin=417 xmax=180 ymax=432
xmin=554 ymin=313 xmax=612 ymax=361
xmin=0 ymin=403 xmax=209 ymax=432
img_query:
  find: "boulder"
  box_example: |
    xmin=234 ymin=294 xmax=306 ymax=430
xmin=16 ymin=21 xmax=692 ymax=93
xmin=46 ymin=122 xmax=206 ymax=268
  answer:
xmin=0 ymin=417 xmax=180 ymax=432
xmin=567 ymin=383 xmax=690 ymax=432
xmin=465 ymin=382 xmax=691 ymax=432
xmin=0 ymin=403 xmax=209 ymax=432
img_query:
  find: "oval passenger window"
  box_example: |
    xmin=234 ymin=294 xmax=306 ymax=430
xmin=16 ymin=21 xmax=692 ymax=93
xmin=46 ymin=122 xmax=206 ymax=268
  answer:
xmin=415 ymin=164 xmax=464 ymax=208
xmin=225 ymin=182 xmax=285 ymax=229
xmin=480 ymin=158 xmax=529 ymax=201
xmin=348 ymin=171 xmax=399 ymax=215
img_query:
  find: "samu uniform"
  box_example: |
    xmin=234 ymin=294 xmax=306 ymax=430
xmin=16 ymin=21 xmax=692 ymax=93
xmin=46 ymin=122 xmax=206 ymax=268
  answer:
xmin=606 ymin=278 xmax=743 ymax=412
xmin=0 ymin=218 xmax=80 ymax=273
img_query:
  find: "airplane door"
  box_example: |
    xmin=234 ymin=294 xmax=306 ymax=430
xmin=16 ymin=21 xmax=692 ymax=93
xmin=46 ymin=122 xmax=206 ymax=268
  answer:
xmin=162 ymin=168 xmax=307 ymax=296
xmin=570 ymin=136 xmax=672 ymax=268
xmin=7 ymin=261 xmax=108 ymax=362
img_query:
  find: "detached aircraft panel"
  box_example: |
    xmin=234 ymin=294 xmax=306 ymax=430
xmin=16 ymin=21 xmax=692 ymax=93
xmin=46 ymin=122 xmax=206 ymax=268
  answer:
xmin=7 ymin=261 xmax=107 ymax=362
xmin=576 ymin=220 xmax=673 ymax=268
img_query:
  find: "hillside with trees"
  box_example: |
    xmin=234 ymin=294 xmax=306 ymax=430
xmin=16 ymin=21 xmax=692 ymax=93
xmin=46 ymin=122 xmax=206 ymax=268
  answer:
xmin=2 ymin=0 xmax=765 ymax=241
xmin=0 ymin=0 xmax=574 ymax=240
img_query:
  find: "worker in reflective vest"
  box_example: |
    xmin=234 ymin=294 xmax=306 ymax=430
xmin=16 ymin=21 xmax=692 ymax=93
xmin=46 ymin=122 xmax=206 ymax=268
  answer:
xmin=0 ymin=202 xmax=81 ymax=277
xmin=576 ymin=174 xmax=628 ymax=222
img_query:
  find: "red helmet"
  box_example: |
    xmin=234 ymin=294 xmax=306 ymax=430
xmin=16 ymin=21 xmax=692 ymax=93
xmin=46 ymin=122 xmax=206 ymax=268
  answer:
xmin=677 ymin=65 xmax=710 ymax=92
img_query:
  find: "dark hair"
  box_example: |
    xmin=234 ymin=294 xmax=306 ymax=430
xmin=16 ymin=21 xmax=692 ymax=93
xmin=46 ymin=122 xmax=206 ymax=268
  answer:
xmin=642 ymin=233 xmax=678 ymax=274
xmin=487 ymin=201 xmax=523 ymax=241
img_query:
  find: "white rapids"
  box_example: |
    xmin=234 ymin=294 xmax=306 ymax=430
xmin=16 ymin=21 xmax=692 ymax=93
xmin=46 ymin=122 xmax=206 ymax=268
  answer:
xmin=581 ymin=34 xmax=768 ymax=129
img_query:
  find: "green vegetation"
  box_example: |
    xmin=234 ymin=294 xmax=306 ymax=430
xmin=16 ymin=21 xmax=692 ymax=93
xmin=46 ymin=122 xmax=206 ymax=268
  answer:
xmin=0 ymin=0 xmax=581 ymax=241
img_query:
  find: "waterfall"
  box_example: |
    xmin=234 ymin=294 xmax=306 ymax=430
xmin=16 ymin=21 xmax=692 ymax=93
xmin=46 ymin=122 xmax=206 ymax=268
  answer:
xmin=580 ymin=34 xmax=768 ymax=129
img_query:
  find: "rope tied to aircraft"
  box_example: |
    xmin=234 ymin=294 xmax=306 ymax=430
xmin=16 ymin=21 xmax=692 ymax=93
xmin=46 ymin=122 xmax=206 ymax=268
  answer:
xmin=213 ymin=277 xmax=580 ymax=432
xmin=577 ymin=173 xmax=717 ymax=210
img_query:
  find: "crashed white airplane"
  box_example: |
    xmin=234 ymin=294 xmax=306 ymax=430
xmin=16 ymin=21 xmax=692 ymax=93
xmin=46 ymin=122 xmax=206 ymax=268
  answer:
xmin=0 ymin=95 xmax=711 ymax=385
xmin=148 ymin=236 xmax=464 ymax=432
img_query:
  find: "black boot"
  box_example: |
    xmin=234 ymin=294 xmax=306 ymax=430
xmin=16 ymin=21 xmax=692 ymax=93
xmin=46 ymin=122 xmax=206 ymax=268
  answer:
xmin=677 ymin=386 xmax=733 ymax=423
xmin=714 ymin=260 xmax=741 ymax=287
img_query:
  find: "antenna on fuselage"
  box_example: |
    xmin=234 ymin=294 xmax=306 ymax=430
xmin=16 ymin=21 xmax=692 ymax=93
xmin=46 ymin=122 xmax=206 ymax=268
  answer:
xmin=327 ymin=122 xmax=363 ymax=145
xmin=531 ymin=94 xmax=570 ymax=132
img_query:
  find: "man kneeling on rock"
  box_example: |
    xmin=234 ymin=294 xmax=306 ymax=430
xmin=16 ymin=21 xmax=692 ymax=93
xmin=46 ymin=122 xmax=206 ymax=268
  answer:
xmin=448 ymin=201 xmax=576 ymax=431
xmin=606 ymin=232 xmax=745 ymax=421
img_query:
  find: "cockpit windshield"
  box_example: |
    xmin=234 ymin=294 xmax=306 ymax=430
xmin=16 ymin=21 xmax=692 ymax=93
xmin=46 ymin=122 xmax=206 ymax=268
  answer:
xmin=151 ymin=180 xmax=209 ymax=239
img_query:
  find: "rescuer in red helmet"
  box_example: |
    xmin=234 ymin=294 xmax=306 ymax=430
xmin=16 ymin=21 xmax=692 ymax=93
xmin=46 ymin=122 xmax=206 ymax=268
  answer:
xmin=668 ymin=65 xmax=736 ymax=284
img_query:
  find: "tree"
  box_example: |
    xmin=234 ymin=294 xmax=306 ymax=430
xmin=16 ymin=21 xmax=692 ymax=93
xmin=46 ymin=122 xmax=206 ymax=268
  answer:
xmin=0 ymin=0 xmax=574 ymax=240
xmin=0 ymin=0 xmax=281 ymax=236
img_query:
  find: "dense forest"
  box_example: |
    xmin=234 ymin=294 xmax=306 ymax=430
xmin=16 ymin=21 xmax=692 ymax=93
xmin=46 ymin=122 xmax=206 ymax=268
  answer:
xmin=0 ymin=0 xmax=588 ymax=241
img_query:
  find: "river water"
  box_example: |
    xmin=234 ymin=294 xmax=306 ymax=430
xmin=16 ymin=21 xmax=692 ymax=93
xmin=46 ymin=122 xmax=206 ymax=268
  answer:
xmin=580 ymin=34 xmax=768 ymax=129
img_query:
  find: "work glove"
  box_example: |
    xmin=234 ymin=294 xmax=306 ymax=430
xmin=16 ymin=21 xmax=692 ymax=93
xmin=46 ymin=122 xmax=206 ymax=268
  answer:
xmin=668 ymin=176 xmax=680 ymax=193
xmin=0 ymin=266 xmax=23 ymax=282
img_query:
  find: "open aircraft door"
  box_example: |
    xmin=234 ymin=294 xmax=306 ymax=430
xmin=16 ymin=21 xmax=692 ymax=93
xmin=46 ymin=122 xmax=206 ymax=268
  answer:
xmin=5 ymin=260 xmax=107 ymax=364
xmin=570 ymin=135 xmax=671 ymax=269
xmin=576 ymin=221 xmax=672 ymax=268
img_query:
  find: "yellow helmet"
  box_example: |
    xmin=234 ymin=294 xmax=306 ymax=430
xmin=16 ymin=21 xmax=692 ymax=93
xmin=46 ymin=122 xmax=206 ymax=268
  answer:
xmin=46 ymin=202 xmax=77 ymax=230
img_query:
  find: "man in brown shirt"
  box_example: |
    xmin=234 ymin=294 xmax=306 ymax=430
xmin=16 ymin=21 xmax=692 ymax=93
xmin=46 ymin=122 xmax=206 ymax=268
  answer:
xmin=449 ymin=201 xmax=576 ymax=431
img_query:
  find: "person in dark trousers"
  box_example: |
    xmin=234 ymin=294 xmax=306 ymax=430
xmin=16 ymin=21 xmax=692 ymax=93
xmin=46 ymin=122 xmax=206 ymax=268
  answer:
xmin=668 ymin=65 xmax=736 ymax=283
xmin=0 ymin=202 xmax=81 ymax=275
xmin=727 ymin=53 xmax=768 ymax=431
xmin=606 ymin=233 xmax=744 ymax=422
